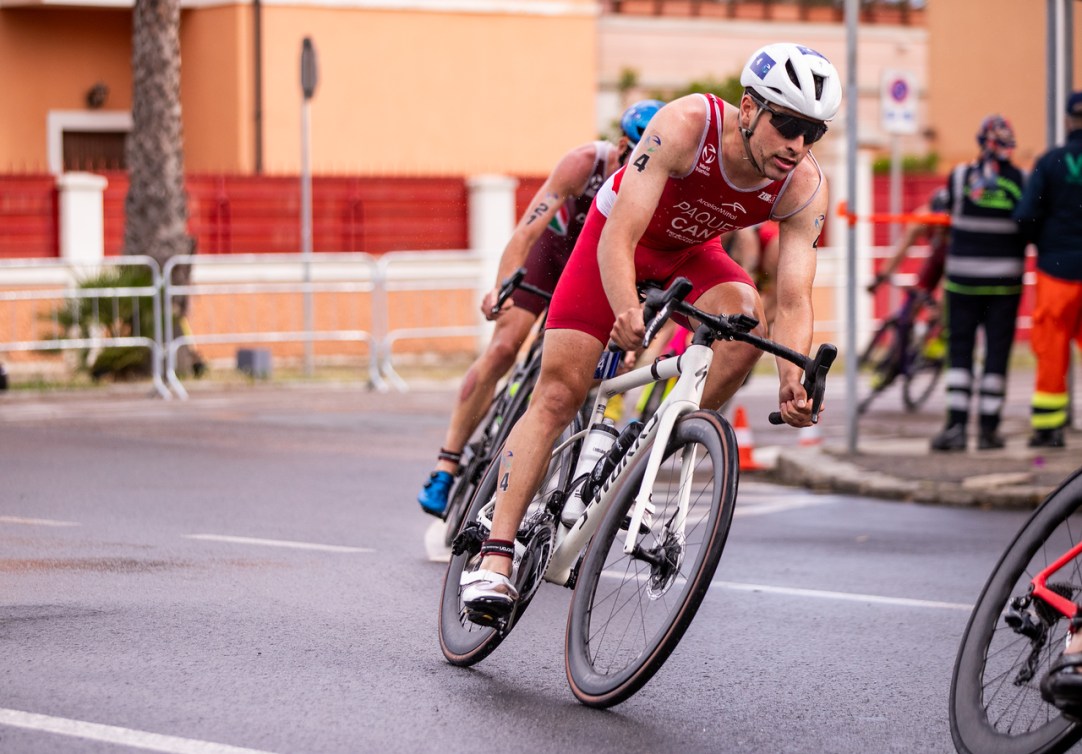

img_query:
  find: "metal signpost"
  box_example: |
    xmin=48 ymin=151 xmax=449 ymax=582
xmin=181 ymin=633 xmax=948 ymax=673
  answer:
xmin=845 ymin=0 xmax=860 ymax=453
xmin=300 ymin=37 xmax=318 ymax=376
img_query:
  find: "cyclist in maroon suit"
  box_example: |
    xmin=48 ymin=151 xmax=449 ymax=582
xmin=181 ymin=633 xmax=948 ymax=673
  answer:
xmin=417 ymin=101 xmax=664 ymax=517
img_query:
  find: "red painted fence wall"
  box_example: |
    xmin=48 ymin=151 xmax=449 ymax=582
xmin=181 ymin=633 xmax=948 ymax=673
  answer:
xmin=0 ymin=173 xmax=548 ymax=260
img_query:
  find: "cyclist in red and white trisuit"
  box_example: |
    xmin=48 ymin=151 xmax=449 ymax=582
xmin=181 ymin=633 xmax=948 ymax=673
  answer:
xmin=461 ymin=42 xmax=843 ymax=616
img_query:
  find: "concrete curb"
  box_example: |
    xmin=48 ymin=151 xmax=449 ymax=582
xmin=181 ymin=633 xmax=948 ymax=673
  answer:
xmin=772 ymin=446 xmax=1052 ymax=510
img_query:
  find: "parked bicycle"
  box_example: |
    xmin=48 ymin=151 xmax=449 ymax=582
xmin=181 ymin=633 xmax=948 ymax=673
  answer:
xmin=858 ymin=287 xmax=945 ymax=414
xmin=439 ymin=268 xmax=552 ymax=547
xmin=438 ymin=277 xmax=836 ymax=707
xmin=950 ymin=466 xmax=1082 ymax=754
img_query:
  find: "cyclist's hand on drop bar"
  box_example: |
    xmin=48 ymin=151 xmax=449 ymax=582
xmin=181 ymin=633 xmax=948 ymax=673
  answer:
xmin=481 ymin=286 xmax=510 ymax=321
xmin=776 ymin=379 xmax=815 ymax=428
xmin=609 ymin=305 xmax=645 ymax=353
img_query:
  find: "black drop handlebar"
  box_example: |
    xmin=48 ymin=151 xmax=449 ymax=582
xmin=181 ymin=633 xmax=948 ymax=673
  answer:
xmin=640 ymin=276 xmax=836 ymax=426
xmin=491 ymin=267 xmax=553 ymax=316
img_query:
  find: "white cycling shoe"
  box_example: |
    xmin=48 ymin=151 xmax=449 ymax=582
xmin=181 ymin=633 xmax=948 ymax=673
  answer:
xmin=461 ymin=569 xmax=519 ymax=626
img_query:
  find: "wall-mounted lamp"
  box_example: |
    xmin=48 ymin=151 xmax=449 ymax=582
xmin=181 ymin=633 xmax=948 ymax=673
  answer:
xmin=86 ymin=82 xmax=109 ymax=110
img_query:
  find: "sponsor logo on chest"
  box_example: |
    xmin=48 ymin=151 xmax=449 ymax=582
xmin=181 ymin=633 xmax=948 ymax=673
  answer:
xmin=668 ymin=200 xmax=743 ymax=240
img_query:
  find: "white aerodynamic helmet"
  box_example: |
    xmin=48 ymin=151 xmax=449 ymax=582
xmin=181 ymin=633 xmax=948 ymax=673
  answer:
xmin=740 ymin=42 xmax=842 ymax=122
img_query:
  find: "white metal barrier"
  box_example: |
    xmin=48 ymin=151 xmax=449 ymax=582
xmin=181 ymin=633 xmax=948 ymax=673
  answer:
xmin=2 ymin=245 xmax=994 ymax=400
xmin=160 ymin=250 xmax=484 ymax=398
xmin=372 ymin=251 xmax=482 ymax=392
xmin=162 ymin=253 xmax=384 ymax=399
xmin=0 ymin=256 xmax=169 ymax=398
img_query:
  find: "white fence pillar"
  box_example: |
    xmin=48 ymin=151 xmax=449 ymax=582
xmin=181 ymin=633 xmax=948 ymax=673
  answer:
xmin=466 ymin=174 xmax=518 ymax=347
xmin=56 ymin=172 xmax=108 ymax=264
xmin=821 ymin=135 xmax=875 ymax=353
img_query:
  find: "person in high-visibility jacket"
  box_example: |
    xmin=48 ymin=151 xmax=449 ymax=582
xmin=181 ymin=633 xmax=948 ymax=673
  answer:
xmin=1014 ymin=91 xmax=1082 ymax=449
xmin=929 ymin=115 xmax=1027 ymax=453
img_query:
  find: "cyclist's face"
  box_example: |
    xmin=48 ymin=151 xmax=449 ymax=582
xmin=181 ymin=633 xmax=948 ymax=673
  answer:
xmin=741 ymin=94 xmax=818 ymax=180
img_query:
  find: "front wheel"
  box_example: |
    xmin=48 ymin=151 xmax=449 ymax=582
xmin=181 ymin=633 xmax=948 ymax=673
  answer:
xmin=565 ymin=410 xmax=738 ymax=708
xmin=950 ymin=468 xmax=1082 ymax=754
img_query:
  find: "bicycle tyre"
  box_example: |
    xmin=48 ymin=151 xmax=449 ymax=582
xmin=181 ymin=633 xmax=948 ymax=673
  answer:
xmin=902 ymin=351 xmax=943 ymax=412
xmin=441 ymin=395 xmax=504 ymax=546
xmin=439 ymin=421 xmax=576 ymax=667
xmin=438 ymin=457 xmax=506 ymax=665
xmin=950 ymin=468 xmax=1082 ymax=754
xmin=442 ymin=365 xmax=540 ymax=547
xmin=859 ymin=317 xmax=896 ymax=370
xmin=858 ymin=320 xmax=901 ymax=414
xmin=565 ymin=410 xmax=738 ymax=707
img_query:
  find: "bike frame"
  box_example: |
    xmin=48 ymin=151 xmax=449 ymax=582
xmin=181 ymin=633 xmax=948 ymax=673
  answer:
xmin=542 ymin=343 xmax=712 ymax=586
xmin=1032 ymin=545 xmax=1082 ymax=621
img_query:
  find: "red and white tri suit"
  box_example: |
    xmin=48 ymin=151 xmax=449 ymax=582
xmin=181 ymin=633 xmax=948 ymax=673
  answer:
xmin=546 ymin=92 xmax=823 ymax=343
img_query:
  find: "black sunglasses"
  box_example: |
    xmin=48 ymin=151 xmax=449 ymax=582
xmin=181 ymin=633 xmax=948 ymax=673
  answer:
xmin=754 ymin=97 xmax=828 ymax=145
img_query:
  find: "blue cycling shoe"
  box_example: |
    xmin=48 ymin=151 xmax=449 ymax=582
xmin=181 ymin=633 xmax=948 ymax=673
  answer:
xmin=418 ymin=471 xmax=453 ymax=518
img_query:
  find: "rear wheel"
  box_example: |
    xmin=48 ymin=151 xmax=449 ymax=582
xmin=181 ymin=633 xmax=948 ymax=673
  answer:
xmin=950 ymin=468 xmax=1082 ymax=754
xmin=438 ymin=421 xmax=575 ymax=666
xmin=442 ymin=368 xmax=538 ymax=547
xmin=565 ymin=411 xmax=738 ymax=707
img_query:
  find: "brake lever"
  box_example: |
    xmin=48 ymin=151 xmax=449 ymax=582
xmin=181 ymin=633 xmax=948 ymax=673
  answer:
xmin=491 ymin=267 xmax=527 ymax=316
xmin=766 ymin=343 xmax=837 ymax=426
xmin=806 ymin=344 xmax=837 ymax=424
xmin=643 ymin=301 xmax=675 ymax=350
xmin=642 ymin=277 xmax=693 ymax=347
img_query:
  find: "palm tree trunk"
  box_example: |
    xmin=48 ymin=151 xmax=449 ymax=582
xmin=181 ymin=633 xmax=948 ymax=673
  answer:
xmin=124 ymin=0 xmax=193 ymax=292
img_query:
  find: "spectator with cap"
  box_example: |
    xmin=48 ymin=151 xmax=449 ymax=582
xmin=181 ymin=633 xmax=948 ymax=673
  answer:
xmin=1014 ymin=91 xmax=1082 ymax=449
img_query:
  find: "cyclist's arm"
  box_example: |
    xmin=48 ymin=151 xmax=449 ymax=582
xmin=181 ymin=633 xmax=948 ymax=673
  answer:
xmin=492 ymin=143 xmax=599 ymax=289
xmin=599 ymin=96 xmax=702 ymax=350
xmin=772 ymin=167 xmax=829 ymax=425
xmin=869 ymin=208 xmax=930 ymax=292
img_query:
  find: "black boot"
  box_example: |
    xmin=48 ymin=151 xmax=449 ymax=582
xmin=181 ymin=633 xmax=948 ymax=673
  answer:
xmin=931 ymin=424 xmax=967 ymax=452
xmin=978 ymin=429 xmax=1006 ymax=450
xmin=1028 ymin=427 xmax=1066 ymax=448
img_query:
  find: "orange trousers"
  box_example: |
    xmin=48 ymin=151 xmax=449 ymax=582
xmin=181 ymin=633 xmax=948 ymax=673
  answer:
xmin=1030 ymin=271 xmax=1082 ymax=429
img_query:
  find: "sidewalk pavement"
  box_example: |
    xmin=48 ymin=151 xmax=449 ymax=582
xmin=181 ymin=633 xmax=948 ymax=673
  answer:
xmin=752 ymin=364 xmax=1081 ymax=510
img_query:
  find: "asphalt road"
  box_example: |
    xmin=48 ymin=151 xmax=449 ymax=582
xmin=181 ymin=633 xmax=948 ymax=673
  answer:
xmin=0 ymin=384 xmax=1055 ymax=754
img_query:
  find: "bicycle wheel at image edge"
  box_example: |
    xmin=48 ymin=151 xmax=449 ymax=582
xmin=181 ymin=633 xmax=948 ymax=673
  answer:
xmin=565 ymin=410 xmax=738 ymax=707
xmin=950 ymin=468 xmax=1082 ymax=754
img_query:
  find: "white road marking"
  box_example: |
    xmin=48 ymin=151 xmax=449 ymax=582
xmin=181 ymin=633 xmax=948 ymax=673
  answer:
xmin=733 ymin=497 xmax=835 ymax=517
xmin=184 ymin=534 xmax=372 ymax=553
xmin=424 ymin=520 xmax=452 ymax=563
xmin=0 ymin=708 xmax=279 ymax=754
xmin=712 ymin=579 xmax=972 ymax=611
xmin=0 ymin=516 xmax=80 ymax=527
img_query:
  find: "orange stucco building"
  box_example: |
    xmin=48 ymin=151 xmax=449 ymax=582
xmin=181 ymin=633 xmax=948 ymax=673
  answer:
xmin=0 ymin=1 xmax=1080 ymax=187
xmin=0 ymin=0 xmax=599 ymax=177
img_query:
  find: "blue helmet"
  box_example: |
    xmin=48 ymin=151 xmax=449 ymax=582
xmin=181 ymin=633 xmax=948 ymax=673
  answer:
xmin=620 ymin=99 xmax=664 ymax=145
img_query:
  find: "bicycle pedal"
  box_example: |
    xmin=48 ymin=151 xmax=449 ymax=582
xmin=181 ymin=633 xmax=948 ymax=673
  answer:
xmin=462 ymin=604 xmax=511 ymax=631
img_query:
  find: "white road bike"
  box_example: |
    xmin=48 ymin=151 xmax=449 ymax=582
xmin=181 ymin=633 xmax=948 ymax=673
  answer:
xmin=438 ymin=277 xmax=836 ymax=707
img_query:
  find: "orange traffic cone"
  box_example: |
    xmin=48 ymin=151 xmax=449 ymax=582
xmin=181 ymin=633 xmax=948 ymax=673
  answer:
xmin=732 ymin=405 xmax=762 ymax=471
